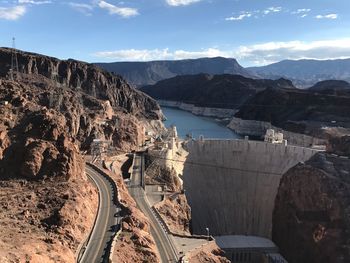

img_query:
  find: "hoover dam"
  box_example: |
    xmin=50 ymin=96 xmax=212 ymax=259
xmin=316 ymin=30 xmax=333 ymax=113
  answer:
xmin=183 ymin=139 xmax=319 ymax=238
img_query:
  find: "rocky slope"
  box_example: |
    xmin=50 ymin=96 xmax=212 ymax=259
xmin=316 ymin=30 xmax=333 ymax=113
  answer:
xmin=0 ymin=79 xmax=98 ymax=262
xmin=235 ymin=87 xmax=350 ymax=144
xmin=154 ymin=194 xmax=192 ymax=236
xmin=184 ymin=242 xmax=231 ymax=263
xmin=273 ymin=153 xmax=350 ymax=263
xmin=0 ymin=48 xmax=162 ymax=121
xmin=248 ymin=58 xmax=350 ymax=88
xmin=0 ymin=48 xmax=164 ymax=262
xmin=308 ymin=80 xmax=350 ymax=96
xmin=141 ymin=73 xmax=295 ymax=109
xmin=96 ymin=56 xmax=254 ymax=87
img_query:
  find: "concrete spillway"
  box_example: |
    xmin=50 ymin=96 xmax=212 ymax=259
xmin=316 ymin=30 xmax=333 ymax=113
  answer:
xmin=183 ymin=139 xmax=319 ymax=238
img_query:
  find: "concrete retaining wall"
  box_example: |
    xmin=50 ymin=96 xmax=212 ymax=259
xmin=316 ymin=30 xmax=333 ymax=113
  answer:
xmin=228 ymin=117 xmax=327 ymax=147
xmin=183 ymin=139 xmax=319 ymax=238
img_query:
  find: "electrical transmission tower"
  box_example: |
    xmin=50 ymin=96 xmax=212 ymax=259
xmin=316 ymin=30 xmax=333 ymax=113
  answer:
xmin=9 ymin=37 xmax=19 ymax=81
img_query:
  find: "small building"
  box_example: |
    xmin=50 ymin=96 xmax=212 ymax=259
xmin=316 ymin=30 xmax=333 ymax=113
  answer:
xmin=264 ymin=129 xmax=284 ymax=144
xmin=154 ymin=136 xmax=168 ymax=150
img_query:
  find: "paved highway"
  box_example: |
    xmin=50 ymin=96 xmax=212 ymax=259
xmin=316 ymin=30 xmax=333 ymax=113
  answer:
xmin=78 ymin=164 xmax=121 ymax=263
xmin=128 ymin=154 xmax=178 ymax=263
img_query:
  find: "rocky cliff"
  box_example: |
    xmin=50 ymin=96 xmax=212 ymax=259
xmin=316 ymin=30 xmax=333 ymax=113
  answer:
xmin=96 ymin=56 xmax=254 ymax=86
xmin=0 ymin=79 xmax=98 ymax=262
xmin=141 ymin=73 xmax=295 ymax=109
xmin=308 ymin=80 xmax=350 ymax=96
xmin=0 ymin=48 xmax=164 ymax=262
xmin=0 ymin=48 xmax=162 ymax=121
xmin=273 ymin=153 xmax=350 ymax=263
xmin=234 ymin=87 xmax=350 ymax=149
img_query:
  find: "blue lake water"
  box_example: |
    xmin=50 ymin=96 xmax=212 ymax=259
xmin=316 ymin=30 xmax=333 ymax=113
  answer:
xmin=161 ymin=107 xmax=240 ymax=139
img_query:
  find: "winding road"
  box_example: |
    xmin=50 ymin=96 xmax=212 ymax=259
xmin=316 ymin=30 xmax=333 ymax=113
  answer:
xmin=128 ymin=154 xmax=179 ymax=263
xmin=77 ymin=164 xmax=121 ymax=263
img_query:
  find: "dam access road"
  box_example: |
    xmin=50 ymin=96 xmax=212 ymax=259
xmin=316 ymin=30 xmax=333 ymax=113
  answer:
xmin=128 ymin=153 xmax=179 ymax=263
xmin=78 ymin=164 xmax=121 ymax=263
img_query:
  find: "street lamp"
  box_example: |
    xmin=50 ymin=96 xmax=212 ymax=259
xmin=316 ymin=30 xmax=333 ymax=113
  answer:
xmin=205 ymin=227 xmax=210 ymax=241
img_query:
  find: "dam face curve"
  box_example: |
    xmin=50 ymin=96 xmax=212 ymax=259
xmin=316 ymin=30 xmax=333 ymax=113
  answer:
xmin=183 ymin=139 xmax=318 ymax=238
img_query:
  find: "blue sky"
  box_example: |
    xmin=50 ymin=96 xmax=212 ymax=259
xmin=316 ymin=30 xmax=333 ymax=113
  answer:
xmin=0 ymin=0 xmax=349 ymax=66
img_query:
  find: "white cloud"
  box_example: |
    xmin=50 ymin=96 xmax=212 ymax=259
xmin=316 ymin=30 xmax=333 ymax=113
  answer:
xmin=291 ymin=8 xmax=311 ymax=18
xmin=315 ymin=13 xmax=338 ymax=19
xmin=18 ymin=0 xmax=51 ymax=4
xmin=93 ymin=48 xmax=231 ymax=61
xmin=166 ymin=0 xmax=201 ymax=6
xmin=235 ymin=38 xmax=350 ymax=65
xmin=94 ymin=49 xmax=171 ymax=61
xmin=98 ymin=1 xmax=138 ymax=18
xmin=93 ymin=39 xmax=350 ymax=66
xmin=0 ymin=5 xmax=26 ymax=20
xmin=263 ymin=6 xmax=282 ymax=15
xmin=173 ymin=48 xmax=229 ymax=59
xmin=226 ymin=7 xmax=282 ymax=22
xmin=292 ymin=8 xmax=311 ymax=14
xmin=225 ymin=12 xmax=252 ymax=21
xmin=69 ymin=2 xmax=93 ymax=16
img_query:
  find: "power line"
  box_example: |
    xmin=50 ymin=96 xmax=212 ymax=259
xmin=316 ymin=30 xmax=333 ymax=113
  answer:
xmin=100 ymin=147 xmax=284 ymax=177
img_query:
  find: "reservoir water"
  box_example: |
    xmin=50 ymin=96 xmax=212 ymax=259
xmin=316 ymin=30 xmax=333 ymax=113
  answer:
xmin=161 ymin=107 xmax=240 ymax=139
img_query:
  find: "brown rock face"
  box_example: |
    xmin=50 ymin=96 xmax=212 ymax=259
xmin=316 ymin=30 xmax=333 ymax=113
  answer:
xmin=273 ymin=153 xmax=350 ymax=263
xmin=0 ymin=48 xmax=163 ymax=262
xmin=185 ymin=241 xmax=231 ymax=263
xmin=0 ymin=48 xmax=162 ymax=120
xmin=154 ymin=194 xmax=192 ymax=236
xmin=145 ymin=157 xmax=182 ymax=192
xmin=0 ymin=80 xmax=97 ymax=262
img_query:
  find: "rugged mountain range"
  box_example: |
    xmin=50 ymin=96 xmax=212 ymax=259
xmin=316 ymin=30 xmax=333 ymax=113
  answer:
xmin=248 ymin=59 xmax=350 ymax=87
xmin=95 ymin=57 xmax=254 ymax=87
xmin=96 ymin=57 xmax=350 ymax=88
xmin=140 ymin=73 xmax=295 ymax=108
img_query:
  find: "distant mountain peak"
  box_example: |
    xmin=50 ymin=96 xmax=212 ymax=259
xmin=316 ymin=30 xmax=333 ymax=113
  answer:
xmin=95 ymin=57 xmax=255 ymax=87
xmin=248 ymin=58 xmax=350 ymax=88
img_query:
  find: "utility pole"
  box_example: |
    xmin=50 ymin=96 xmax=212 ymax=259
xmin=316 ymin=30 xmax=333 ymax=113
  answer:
xmin=9 ymin=37 xmax=19 ymax=81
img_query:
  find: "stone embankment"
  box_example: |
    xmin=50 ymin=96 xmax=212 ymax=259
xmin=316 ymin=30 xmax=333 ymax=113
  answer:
xmin=158 ymin=100 xmax=237 ymax=119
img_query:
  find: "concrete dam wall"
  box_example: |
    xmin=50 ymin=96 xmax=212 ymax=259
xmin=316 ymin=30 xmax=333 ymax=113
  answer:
xmin=228 ymin=117 xmax=327 ymax=147
xmin=183 ymin=139 xmax=319 ymax=238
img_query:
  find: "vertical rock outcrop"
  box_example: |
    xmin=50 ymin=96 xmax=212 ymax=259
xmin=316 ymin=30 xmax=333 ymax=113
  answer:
xmin=273 ymin=153 xmax=350 ymax=263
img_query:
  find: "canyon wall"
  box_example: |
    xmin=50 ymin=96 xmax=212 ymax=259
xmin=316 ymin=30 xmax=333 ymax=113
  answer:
xmin=0 ymin=48 xmax=162 ymax=121
xmin=273 ymin=153 xmax=350 ymax=263
xmin=183 ymin=139 xmax=319 ymax=238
